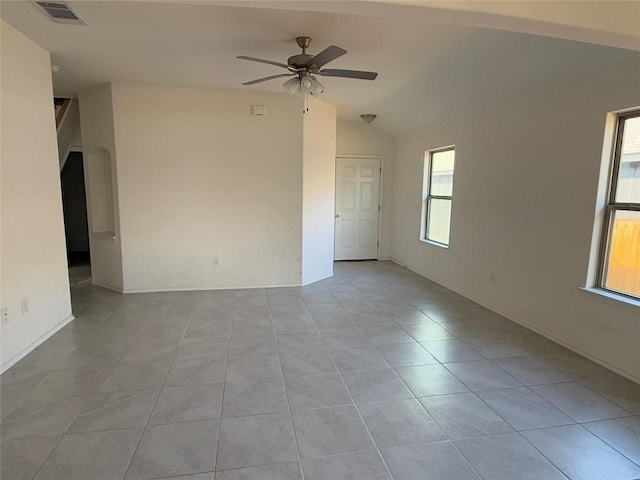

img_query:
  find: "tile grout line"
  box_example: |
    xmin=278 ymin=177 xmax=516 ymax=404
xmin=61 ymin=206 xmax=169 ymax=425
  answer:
xmin=512 ymin=427 xmax=574 ymax=480
xmin=25 ymin=304 xmax=159 ymax=480
xmin=271 ymin=294 xmax=307 ymax=480
xmin=576 ymin=378 xmax=638 ymax=416
xmin=380 ymin=273 xmax=532 ymax=480
xmin=25 ymin=433 xmax=66 ymax=480
xmin=209 ymin=296 xmax=234 ymax=477
xmin=369 ymin=334 xmax=487 ymax=480
xmin=121 ymin=296 xmax=195 ymax=480
xmin=325 ymin=315 xmax=398 ymax=480
xmin=530 ymin=382 xmax=635 ymax=424
xmin=7 ymin=264 xmax=640 ymax=480
xmin=579 ymin=419 xmax=640 ymax=469
xmin=2 ymin=367 xmax=57 ymax=422
xmin=2 ymin=309 xmax=118 ymax=421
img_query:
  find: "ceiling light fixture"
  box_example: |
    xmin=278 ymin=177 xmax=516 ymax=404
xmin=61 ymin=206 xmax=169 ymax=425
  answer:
xmin=361 ymin=114 xmax=377 ymax=124
xmin=283 ymin=72 xmax=325 ymax=98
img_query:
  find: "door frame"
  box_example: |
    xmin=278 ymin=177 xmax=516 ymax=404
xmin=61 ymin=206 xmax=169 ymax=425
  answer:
xmin=334 ymin=154 xmax=384 ymax=261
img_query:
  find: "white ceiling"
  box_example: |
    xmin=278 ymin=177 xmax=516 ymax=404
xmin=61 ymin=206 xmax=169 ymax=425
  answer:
xmin=2 ymin=1 xmax=639 ymax=136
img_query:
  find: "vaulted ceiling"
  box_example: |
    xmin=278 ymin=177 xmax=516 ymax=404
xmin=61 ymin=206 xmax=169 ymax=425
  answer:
xmin=2 ymin=1 xmax=639 ymax=136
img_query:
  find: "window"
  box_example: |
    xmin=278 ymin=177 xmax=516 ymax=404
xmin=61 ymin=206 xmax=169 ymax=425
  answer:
xmin=422 ymin=147 xmax=455 ymax=246
xmin=598 ymin=112 xmax=640 ymax=299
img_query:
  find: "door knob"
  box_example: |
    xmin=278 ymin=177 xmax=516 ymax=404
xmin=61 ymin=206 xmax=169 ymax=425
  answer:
xmin=335 ymin=213 xmax=340 ymax=218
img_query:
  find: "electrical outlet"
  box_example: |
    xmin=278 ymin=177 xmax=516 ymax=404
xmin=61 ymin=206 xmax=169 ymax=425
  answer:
xmin=21 ymin=298 xmax=29 ymax=314
xmin=1 ymin=308 xmax=8 ymax=325
xmin=213 ymin=257 xmax=220 ymax=266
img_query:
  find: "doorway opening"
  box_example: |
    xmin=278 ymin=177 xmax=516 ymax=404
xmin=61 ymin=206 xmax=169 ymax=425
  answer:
xmin=61 ymin=151 xmax=91 ymax=287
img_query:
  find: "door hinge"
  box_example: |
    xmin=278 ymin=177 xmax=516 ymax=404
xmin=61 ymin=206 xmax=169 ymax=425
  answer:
xmin=378 ymin=205 xmax=381 ymax=212
xmin=379 ymin=167 xmax=382 ymax=173
xmin=377 ymin=241 xmax=380 ymax=247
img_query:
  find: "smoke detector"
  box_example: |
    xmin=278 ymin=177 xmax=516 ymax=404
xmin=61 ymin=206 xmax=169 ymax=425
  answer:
xmin=35 ymin=2 xmax=86 ymax=25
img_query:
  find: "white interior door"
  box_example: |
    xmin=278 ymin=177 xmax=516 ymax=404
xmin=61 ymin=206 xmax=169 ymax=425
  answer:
xmin=334 ymin=157 xmax=381 ymax=260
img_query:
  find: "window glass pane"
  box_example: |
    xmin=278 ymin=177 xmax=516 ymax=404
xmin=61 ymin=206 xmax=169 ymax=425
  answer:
xmin=604 ymin=210 xmax=640 ymax=297
xmin=430 ymin=150 xmax=455 ymax=196
xmin=616 ymin=116 xmax=640 ymax=203
xmin=427 ymin=198 xmax=451 ymax=244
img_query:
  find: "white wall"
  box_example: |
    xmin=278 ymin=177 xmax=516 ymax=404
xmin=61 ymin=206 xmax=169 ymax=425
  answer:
xmin=0 ymin=21 xmax=72 ymax=371
xmin=337 ymin=121 xmax=396 ymax=259
xmin=78 ymin=84 xmax=124 ymax=291
xmin=391 ymin=57 xmax=640 ymax=381
xmin=108 ymin=84 xmax=305 ymax=292
xmin=302 ymin=97 xmax=337 ymax=284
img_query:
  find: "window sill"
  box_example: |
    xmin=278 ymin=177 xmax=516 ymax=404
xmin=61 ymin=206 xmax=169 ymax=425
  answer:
xmin=419 ymin=239 xmax=449 ymax=249
xmin=579 ymin=287 xmax=640 ymax=312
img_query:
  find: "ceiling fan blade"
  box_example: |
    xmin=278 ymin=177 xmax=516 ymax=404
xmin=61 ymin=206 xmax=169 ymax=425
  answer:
xmin=237 ymin=56 xmax=291 ymax=70
xmin=242 ymin=73 xmax=294 ymax=86
xmin=318 ymin=69 xmax=378 ymax=80
xmin=305 ymin=45 xmax=347 ymax=69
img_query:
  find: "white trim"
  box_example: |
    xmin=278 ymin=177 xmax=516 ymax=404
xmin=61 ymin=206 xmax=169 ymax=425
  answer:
xmin=586 ymin=108 xmax=640 ymax=296
xmin=122 ymin=279 xmax=330 ymax=294
xmin=302 ymin=271 xmax=334 ymax=286
xmin=389 ymin=257 xmax=640 ymax=385
xmin=579 ymin=287 xmax=640 ymax=312
xmin=586 ymin=112 xmax=617 ymax=287
xmin=335 ymin=154 xmax=384 ymax=260
xmin=420 ymin=146 xmax=455 ymax=247
xmin=419 ymin=238 xmax=449 ymax=249
xmin=91 ymin=280 xmax=123 ymax=293
xmin=390 ymin=257 xmax=407 ymax=267
xmin=0 ymin=314 xmax=75 ymax=374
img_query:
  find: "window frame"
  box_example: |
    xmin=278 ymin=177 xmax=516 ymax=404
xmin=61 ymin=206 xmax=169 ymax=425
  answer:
xmin=421 ymin=146 xmax=455 ymax=247
xmin=596 ymin=111 xmax=640 ymax=300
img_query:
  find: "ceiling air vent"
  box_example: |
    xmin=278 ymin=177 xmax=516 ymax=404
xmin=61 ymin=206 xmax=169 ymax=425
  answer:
xmin=35 ymin=2 xmax=86 ymax=25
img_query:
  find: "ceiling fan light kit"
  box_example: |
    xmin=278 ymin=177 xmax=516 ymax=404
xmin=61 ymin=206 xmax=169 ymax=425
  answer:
xmin=283 ymin=73 xmax=325 ymax=98
xmin=238 ymin=36 xmax=377 ymax=102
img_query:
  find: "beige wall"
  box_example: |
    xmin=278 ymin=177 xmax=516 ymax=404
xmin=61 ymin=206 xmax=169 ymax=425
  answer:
xmin=391 ymin=57 xmax=640 ymax=381
xmin=108 ymin=84 xmax=305 ymax=292
xmin=302 ymin=97 xmax=337 ymax=284
xmin=0 ymin=21 xmax=72 ymax=371
xmin=337 ymin=121 xmax=396 ymax=259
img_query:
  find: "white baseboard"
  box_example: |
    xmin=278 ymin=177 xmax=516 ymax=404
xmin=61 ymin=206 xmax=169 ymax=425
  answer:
xmin=302 ymin=272 xmax=334 ymax=286
xmin=389 ymin=257 xmax=406 ymax=267
xmin=91 ymin=280 xmax=123 ymax=293
xmin=0 ymin=314 xmax=75 ymax=374
xmin=393 ymin=259 xmax=640 ymax=385
xmin=123 ymin=281 xmax=319 ymax=294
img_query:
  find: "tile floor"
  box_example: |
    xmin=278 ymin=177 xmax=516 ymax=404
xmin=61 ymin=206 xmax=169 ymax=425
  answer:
xmin=1 ymin=261 xmax=640 ymax=480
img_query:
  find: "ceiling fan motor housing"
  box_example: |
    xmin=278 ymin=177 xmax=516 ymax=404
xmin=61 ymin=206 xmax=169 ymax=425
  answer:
xmin=288 ymin=54 xmax=314 ymax=70
xmin=290 ymin=37 xmax=316 ymax=70
xmin=296 ymin=36 xmax=311 ymax=50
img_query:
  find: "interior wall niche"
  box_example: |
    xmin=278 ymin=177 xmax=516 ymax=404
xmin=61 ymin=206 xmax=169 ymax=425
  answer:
xmin=86 ymin=147 xmax=115 ymax=235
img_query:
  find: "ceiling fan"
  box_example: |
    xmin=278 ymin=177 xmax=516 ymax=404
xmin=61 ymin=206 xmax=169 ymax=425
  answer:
xmin=237 ymin=36 xmax=377 ymax=97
